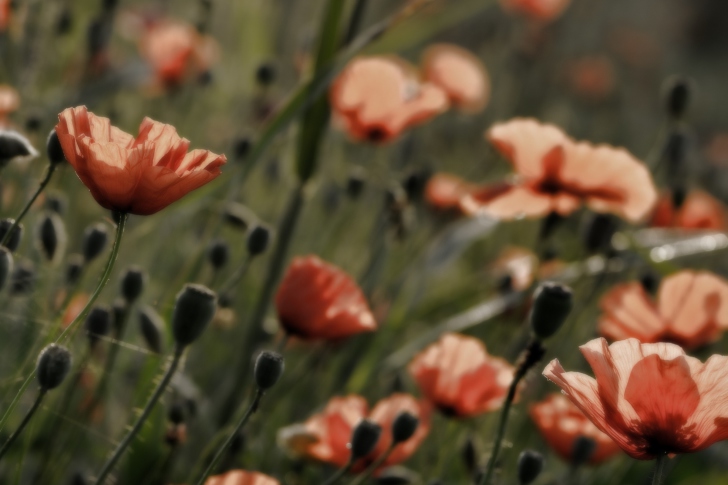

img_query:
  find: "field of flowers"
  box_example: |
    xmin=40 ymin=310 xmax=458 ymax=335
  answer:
xmin=1 ymin=0 xmax=728 ymax=484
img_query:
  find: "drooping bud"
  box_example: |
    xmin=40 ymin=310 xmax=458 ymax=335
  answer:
xmin=639 ymin=271 xmax=660 ymax=295
xmin=36 ymin=212 xmax=67 ymax=262
xmin=24 ymin=115 xmax=42 ymax=133
xmin=570 ymin=435 xmax=597 ymax=467
xmin=69 ymin=471 xmax=88 ymax=485
xmin=11 ymin=261 xmax=35 ymax=295
xmin=139 ymin=305 xmax=165 ymax=354
xmin=171 ymin=284 xmax=216 ymax=347
xmin=662 ymin=75 xmax=692 ymax=120
xmin=0 ymin=218 xmax=23 ymax=252
xmin=255 ymin=62 xmax=276 ymax=86
xmin=120 ymin=266 xmax=145 ymax=303
xmin=346 ymin=168 xmax=366 ymax=199
xmin=233 ymin=137 xmax=252 ymax=162
xmin=254 ymin=351 xmax=285 ymax=390
xmin=247 ymin=225 xmax=270 ymax=256
xmin=66 ymin=254 xmax=84 ymax=285
xmin=45 ymin=193 xmax=67 ymax=215
xmin=82 ymin=223 xmax=108 ymax=263
xmin=582 ymin=214 xmax=618 ymax=255
xmin=529 ymin=282 xmax=573 ymax=339
xmin=461 ymin=434 xmax=477 ymax=475
xmin=112 ymin=297 xmax=128 ymax=336
xmin=392 ymin=411 xmax=419 ymax=444
xmin=402 ymin=167 xmax=432 ymax=202
xmin=55 ymin=7 xmax=73 ymax=35
xmin=85 ymin=306 xmax=112 ymax=348
xmin=168 ymin=401 xmax=186 ymax=425
xmin=207 ymin=239 xmax=230 ymax=270
xmin=0 ymin=130 xmax=38 ymax=167
xmin=36 ymin=344 xmax=72 ymax=391
xmin=223 ymin=202 xmax=255 ymax=230
xmin=350 ymin=419 xmax=382 ymax=459
xmin=46 ymin=129 xmax=67 ymax=164
xmin=517 ymin=450 xmax=544 ymax=485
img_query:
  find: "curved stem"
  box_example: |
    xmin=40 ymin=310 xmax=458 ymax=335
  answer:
xmin=348 ymin=446 xmax=394 ymax=485
xmin=193 ymin=389 xmax=264 ymax=485
xmin=216 ymin=253 xmax=252 ymax=295
xmin=652 ymin=454 xmax=669 ymax=485
xmin=322 ymin=459 xmax=354 ymax=485
xmin=92 ymin=345 xmax=184 ymax=485
xmin=0 ymin=389 xmax=46 ymax=462
xmin=1 ymin=163 xmax=56 ymax=247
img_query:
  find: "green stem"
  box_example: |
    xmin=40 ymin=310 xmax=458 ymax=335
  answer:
xmin=193 ymin=389 xmax=264 ymax=485
xmin=216 ymin=253 xmax=252 ymax=295
xmin=348 ymin=446 xmax=394 ymax=485
xmin=0 ymin=163 xmax=56 ymax=247
xmin=0 ymin=389 xmax=46 ymax=462
xmin=322 ymin=460 xmax=354 ymax=485
xmin=92 ymin=345 xmax=184 ymax=485
xmin=652 ymin=454 xmax=669 ymax=485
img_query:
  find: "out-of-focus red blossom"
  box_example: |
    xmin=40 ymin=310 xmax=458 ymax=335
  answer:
xmin=492 ymin=247 xmax=537 ymax=291
xmin=461 ymin=119 xmax=657 ymax=222
xmin=545 ymin=337 xmax=728 ymax=459
xmin=598 ymin=270 xmax=728 ymax=350
xmin=204 ymin=470 xmax=280 ymax=485
xmin=63 ymin=293 xmax=90 ymax=328
xmin=608 ymin=27 xmax=661 ymax=69
xmin=408 ymin=333 xmax=515 ymax=417
xmin=650 ymin=191 xmax=727 ymax=230
xmin=330 ymin=56 xmax=449 ymax=143
xmin=424 ymin=173 xmax=478 ymax=211
xmin=568 ymin=56 xmax=615 ymax=101
xmin=421 ymin=44 xmax=490 ymax=113
xmin=280 ymin=394 xmax=430 ymax=472
xmin=0 ymin=0 xmax=9 ymax=32
xmin=0 ymin=84 xmax=19 ymax=128
xmin=530 ymin=393 xmax=622 ymax=465
xmin=55 ymin=106 xmax=226 ymax=215
xmin=275 ymin=255 xmax=376 ymax=340
xmin=499 ymin=0 xmax=571 ymax=21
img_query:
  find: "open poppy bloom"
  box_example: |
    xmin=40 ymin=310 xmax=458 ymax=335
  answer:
xmin=330 ymin=56 xmax=449 ymax=143
xmin=55 ymin=106 xmax=226 ymax=215
xmin=424 ymin=173 xmax=478 ymax=211
xmin=279 ymin=394 xmax=430 ymax=472
xmin=650 ymin=190 xmax=727 ymax=231
xmin=408 ymin=333 xmax=515 ymax=417
xmin=275 ymin=255 xmax=376 ymax=340
xmin=530 ymin=393 xmax=621 ymax=465
xmin=461 ymin=119 xmax=657 ymax=222
xmin=421 ymin=44 xmax=490 ymax=113
xmin=205 ymin=470 xmax=279 ymax=485
xmin=0 ymin=85 xmax=19 ymax=128
xmin=598 ymin=270 xmax=728 ymax=350
xmin=500 ymin=0 xmax=571 ymax=21
xmin=544 ymin=337 xmax=728 ymax=459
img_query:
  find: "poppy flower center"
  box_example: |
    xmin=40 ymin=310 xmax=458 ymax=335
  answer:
xmin=366 ymin=127 xmax=387 ymax=143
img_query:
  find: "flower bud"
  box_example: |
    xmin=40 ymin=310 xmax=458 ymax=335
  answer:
xmin=582 ymin=214 xmax=617 ymax=254
xmin=461 ymin=434 xmax=477 ymax=474
xmin=112 ymin=297 xmax=128 ymax=335
xmin=639 ymin=271 xmax=660 ymax=295
xmin=0 ymin=246 xmax=12 ymax=292
xmin=207 ymin=239 xmax=229 ymax=270
xmin=0 ymin=130 xmax=38 ymax=167
xmin=24 ymin=115 xmax=42 ymax=133
xmin=402 ymin=168 xmax=432 ymax=202
xmin=530 ymin=282 xmax=573 ymax=339
xmin=11 ymin=261 xmax=35 ymax=295
xmin=247 ymin=225 xmax=270 ymax=256
xmin=255 ymin=62 xmax=276 ymax=86
xmin=85 ymin=305 xmax=112 ymax=348
xmin=671 ymin=185 xmax=687 ymax=210
xmin=82 ymin=223 xmax=108 ymax=263
xmin=36 ymin=212 xmax=67 ymax=262
xmin=570 ymin=435 xmax=597 ymax=466
xmin=66 ymin=254 xmax=84 ymax=285
xmin=55 ymin=7 xmax=73 ymax=35
xmin=45 ymin=193 xmax=67 ymax=215
xmin=171 ymin=284 xmax=216 ymax=347
xmin=662 ymin=75 xmax=692 ymax=119
xmin=664 ymin=130 xmax=688 ymax=174
xmin=229 ymin=431 xmax=246 ymax=454
xmin=0 ymin=218 xmax=23 ymax=252
xmin=346 ymin=168 xmax=366 ymax=199
xmin=223 ymin=202 xmax=255 ymax=231
xmin=392 ymin=411 xmax=419 ymax=444
xmin=233 ymin=137 xmax=252 ymax=161
xmin=349 ymin=419 xmax=382 ymax=459
xmin=167 ymin=401 xmax=186 ymax=424
xmin=120 ymin=266 xmax=146 ymax=303
xmin=517 ymin=450 xmax=544 ymax=485
xmin=36 ymin=343 xmax=72 ymax=391
xmin=70 ymin=472 xmax=87 ymax=485
xmin=139 ymin=305 xmax=165 ymax=354
xmin=46 ymin=129 xmax=66 ymax=164
xmin=254 ymin=351 xmax=284 ymax=390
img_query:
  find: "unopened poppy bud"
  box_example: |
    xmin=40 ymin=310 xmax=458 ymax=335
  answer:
xmin=254 ymin=351 xmax=284 ymax=390
xmin=583 ymin=214 xmax=618 ymax=255
xmin=36 ymin=343 xmax=72 ymax=391
xmin=70 ymin=472 xmax=87 ymax=485
xmin=85 ymin=305 xmax=111 ymax=347
xmin=223 ymin=202 xmax=255 ymax=230
xmin=0 ymin=246 xmax=12 ymax=292
xmin=671 ymin=185 xmax=687 ymax=209
xmin=255 ymin=62 xmax=276 ymax=86
xmin=570 ymin=435 xmax=597 ymax=466
xmin=0 ymin=130 xmax=38 ymax=167
xmin=46 ymin=129 xmax=66 ymax=164
xmin=350 ymin=419 xmax=382 ymax=459
xmin=229 ymin=431 xmax=246 ymax=453
xmin=112 ymin=297 xmax=127 ymax=335
xmin=664 ymin=130 xmax=688 ymax=173
xmin=139 ymin=305 xmax=164 ymax=354
xmin=207 ymin=239 xmax=229 ymax=270
xmin=45 ymin=193 xmax=67 ymax=215
xmin=11 ymin=261 xmax=35 ymax=295
xmin=402 ymin=168 xmax=432 ymax=202
xmin=640 ymin=271 xmax=660 ymax=295
xmin=461 ymin=434 xmax=477 ymax=474
xmin=346 ymin=168 xmax=366 ymax=199
xmin=66 ymin=254 xmax=84 ymax=285
xmin=530 ymin=282 xmax=573 ymax=339
xmin=24 ymin=115 xmax=42 ymax=133
xmin=36 ymin=213 xmax=67 ymax=262
xmin=82 ymin=223 xmax=108 ymax=263
xmin=247 ymin=225 xmax=270 ymax=256
xmin=198 ymin=70 xmax=213 ymax=86
xmin=517 ymin=450 xmax=544 ymax=485
xmin=171 ymin=284 xmax=216 ymax=347
xmin=392 ymin=411 xmax=419 ymax=444
xmin=0 ymin=218 xmax=23 ymax=252
xmin=233 ymin=137 xmax=252 ymax=161
xmin=120 ymin=266 xmax=145 ymax=303
xmin=55 ymin=7 xmax=73 ymax=35
xmin=168 ymin=402 xmax=186 ymax=424
xmin=662 ymin=76 xmax=692 ymax=119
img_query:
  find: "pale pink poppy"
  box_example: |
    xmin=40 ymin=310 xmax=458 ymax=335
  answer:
xmin=421 ymin=44 xmax=490 ymax=113
xmin=205 ymin=470 xmax=280 ymax=485
xmin=650 ymin=191 xmax=727 ymax=231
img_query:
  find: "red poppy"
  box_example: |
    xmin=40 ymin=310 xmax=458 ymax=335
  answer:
xmin=330 ymin=56 xmax=449 ymax=143
xmin=274 ymin=255 xmax=376 ymax=340
xmin=530 ymin=393 xmax=622 ymax=465
xmin=545 ymin=337 xmax=728 ymax=459
xmin=424 ymin=173 xmax=477 ymax=211
xmin=55 ymin=106 xmax=226 ymax=215
xmin=461 ymin=119 xmax=657 ymax=222
xmin=421 ymin=44 xmax=490 ymax=113
xmin=279 ymin=394 xmax=430 ymax=472
xmin=500 ymin=0 xmax=571 ymax=21
xmin=0 ymin=85 xmax=19 ymax=128
xmin=0 ymin=0 xmax=9 ymax=31
xmin=205 ymin=470 xmax=280 ymax=485
xmin=598 ymin=270 xmax=728 ymax=350
xmin=408 ymin=333 xmax=515 ymax=417
xmin=650 ymin=191 xmax=727 ymax=230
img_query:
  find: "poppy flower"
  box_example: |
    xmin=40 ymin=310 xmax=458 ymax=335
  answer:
xmin=544 ymin=337 xmax=728 ymax=459
xmin=650 ymin=191 xmax=726 ymax=231
xmin=421 ymin=44 xmax=490 ymax=113
xmin=0 ymin=85 xmax=19 ymax=128
xmin=500 ymin=0 xmax=571 ymax=21
xmin=62 ymin=293 xmax=90 ymax=328
xmin=461 ymin=119 xmax=657 ymax=223
xmin=530 ymin=393 xmax=621 ymax=465
xmin=205 ymin=470 xmax=280 ymax=485
xmin=274 ymin=255 xmax=376 ymax=340
xmin=330 ymin=56 xmax=449 ymax=143
xmin=424 ymin=173 xmax=478 ymax=211
xmin=279 ymin=394 xmax=430 ymax=472
xmin=408 ymin=333 xmax=515 ymax=417
xmin=598 ymin=270 xmax=728 ymax=350
xmin=55 ymin=106 xmax=226 ymax=215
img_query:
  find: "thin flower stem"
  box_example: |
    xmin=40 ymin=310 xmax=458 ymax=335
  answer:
xmin=92 ymin=345 xmax=184 ymax=485
xmin=0 ymin=163 xmax=56 ymax=247
xmin=652 ymin=454 xmax=669 ymax=485
xmin=322 ymin=459 xmax=354 ymax=485
xmin=348 ymin=446 xmax=394 ymax=485
xmin=0 ymin=389 xmax=47 ymax=462
xmin=193 ymin=389 xmax=264 ymax=485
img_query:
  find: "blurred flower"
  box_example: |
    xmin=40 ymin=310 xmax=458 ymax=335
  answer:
xmin=0 ymin=85 xmax=19 ymax=128
xmin=461 ymin=119 xmax=657 ymax=222
xmin=567 ymin=56 xmax=615 ymax=101
xmin=274 ymin=255 xmax=376 ymax=340
xmin=598 ymin=270 xmax=728 ymax=350
xmin=62 ymin=293 xmax=90 ymax=328
xmin=650 ymin=190 xmax=726 ymax=230
xmin=279 ymin=394 xmax=430 ymax=472
xmin=408 ymin=333 xmax=514 ymax=417
xmin=421 ymin=44 xmax=490 ymax=113
xmin=492 ymin=247 xmax=538 ymax=291
xmin=204 ymin=469 xmax=280 ymax=485
xmin=0 ymin=0 xmax=9 ymax=32
xmin=500 ymin=0 xmax=571 ymax=21
xmin=424 ymin=173 xmax=477 ymax=211
xmin=56 ymin=106 xmax=226 ymax=215
xmin=330 ymin=56 xmax=449 ymax=143
xmin=530 ymin=393 xmax=621 ymax=465
xmin=705 ymin=133 xmax=728 ymax=167
xmin=544 ymin=337 xmax=728 ymax=459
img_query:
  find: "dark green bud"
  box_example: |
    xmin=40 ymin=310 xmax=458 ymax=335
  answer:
xmin=350 ymin=419 xmax=382 ymax=459
xmin=0 ymin=218 xmax=23 ymax=252
xmin=254 ymin=351 xmax=284 ymax=390
xmin=82 ymin=223 xmax=108 ymax=263
xmin=570 ymin=435 xmax=597 ymax=466
xmin=392 ymin=411 xmax=419 ymax=443
xmin=120 ymin=266 xmax=145 ymax=303
xmin=662 ymin=75 xmax=692 ymax=119
xmin=530 ymin=282 xmax=573 ymax=339
xmin=255 ymin=62 xmax=276 ymax=86
xmin=171 ymin=284 xmax=216 ymax=347
xmin=167 ymin=401 xmax=186 ymax=424
xmin=517 ymin=450 xmax=544 ymax=485
xmin=139 ymin=305 xmax=164 ymax=354
xmin=36 ymin=212 xmax=66 ymax=262
xmin=246 ymin=225 xmax=270 ymax=256
xmin=45 ymin=193 xmax=67 ymax=215
xmin=85 ymin=305 xmax=112 ymax=347
xmin=66 ymin=254 xmax=84 ymax=285
xmin=36 ymin=344 xmax=72 ymax=390
xmin=346 ymin=167 xmax=366 ymax=199
xmin=0 ymin=130 xmax=37 ymax=167
xmin=207 ymin=239 xmax=229 ymax=269
xmin=46 ymin=129 xmax=66 ymax=164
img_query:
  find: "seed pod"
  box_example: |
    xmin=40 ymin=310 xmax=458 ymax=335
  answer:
xmin=66 ymin=254 xmax=84 ymax=285
xmin=392 ymin=411 xmax=419 ymax=444
xmin=517 ymin=450 xmax=544 ymax=485
xmin=36 ymin=212 xmax=67 ymax=262
xmin=571 ymin=435 xmax=597 ymax=466
xmin=254 ymin=351 xmax=284 ymax=390
xmin=11 ymin=261 xmax=35 ymax=295
xmin=46 ymin=129 xmax=66 ymax=164
xmin=0 ymin=218 xmax=23 ymax=252
xmin=350 ymin=419 xmax=382 ymax=459
xmin=461 ymin=434 xmax=477 ymax=474
xmin=246 ymin=225 xmax=270 ymax=256
xmin=255 ymin=62 xmax=276 ymax=86
xmin=0 ymin=130 xmax=38 ymax=167
xmin=0 ymin=246 xmax=12 ymax=292
xmin=207 ymin=239 xmax=230 ymax=270
xmin=24 ymin=115 xmax=42 ymax=133
xmin=662 ymin=75 xmax=692 ymax=119
xmin=36 ymin=344 xmax=72 ymax=391
xmin=530 ymin=282 xmax=573 ymax=340
xmin=233 ymin=137 xmax=252 ymax=162
xmin=171 ymin=284 xmax=216 ymax=347
xmin=85 ymin=305 xmax=112 ymax=348
xmin=640 ymin=271 xmax=660 ymax=295
xmin=120 ymin=266 xmax=145 ymax=303
xmin=346 ymin=168 xmax=366 ymax=199
xmin=139 ymin=305 xmax=165 ymax=354
xmin=82 ymin=223 xmax=108 ymax=263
